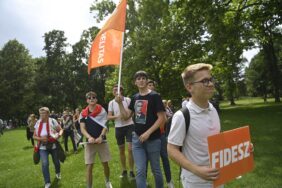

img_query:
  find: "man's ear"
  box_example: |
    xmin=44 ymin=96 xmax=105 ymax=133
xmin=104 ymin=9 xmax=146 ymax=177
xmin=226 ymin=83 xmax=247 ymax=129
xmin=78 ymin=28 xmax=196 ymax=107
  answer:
xmin=185 ymin=83 xmax=192 ymax=93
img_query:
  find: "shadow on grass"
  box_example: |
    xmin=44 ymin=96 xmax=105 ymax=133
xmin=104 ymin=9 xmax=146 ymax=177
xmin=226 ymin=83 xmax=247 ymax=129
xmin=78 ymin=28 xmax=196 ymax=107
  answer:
xmin=51 ymin=178 xmax=59 ymax=188
xmin=22 ymin=145 xmax=33 ymax=150
xmin=120 ymin=177 xmax=136 ymax=188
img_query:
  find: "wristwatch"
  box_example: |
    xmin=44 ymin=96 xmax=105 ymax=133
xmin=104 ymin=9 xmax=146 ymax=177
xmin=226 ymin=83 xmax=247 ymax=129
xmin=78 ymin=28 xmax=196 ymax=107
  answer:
xmin=101 ymin=134 xmax=106 ymax=140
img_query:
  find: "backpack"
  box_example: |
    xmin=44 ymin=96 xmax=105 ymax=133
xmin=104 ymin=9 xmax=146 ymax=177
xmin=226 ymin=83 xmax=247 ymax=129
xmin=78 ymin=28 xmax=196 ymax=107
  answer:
xmin=165 ymin=106 xmax=190 ymax=141
xmin=166 ymin=106 xmax=190 ymax=185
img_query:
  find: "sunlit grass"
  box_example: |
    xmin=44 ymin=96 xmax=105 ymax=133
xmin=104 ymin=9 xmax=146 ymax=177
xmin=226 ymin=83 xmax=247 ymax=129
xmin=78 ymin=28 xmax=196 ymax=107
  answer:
xmin=220 ymin=98 xmax=282 ymax=188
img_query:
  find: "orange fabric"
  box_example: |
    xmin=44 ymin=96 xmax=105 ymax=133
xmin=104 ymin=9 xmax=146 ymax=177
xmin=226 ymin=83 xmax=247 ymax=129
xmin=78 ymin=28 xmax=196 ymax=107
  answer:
xmin=88 ymin=30 xmax=123 ymax=73
xmin=207 ymin=126 xmax=254 ymax=187
xmin=97 ymin=0 xmax=126 ymax=36
xmin=88 ymin=0 xmax=126 ymax=74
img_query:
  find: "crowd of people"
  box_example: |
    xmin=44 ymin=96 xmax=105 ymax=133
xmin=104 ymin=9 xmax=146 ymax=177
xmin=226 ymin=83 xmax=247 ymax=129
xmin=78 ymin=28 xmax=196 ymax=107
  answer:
xmin=20 ymin=63 xmax=237 ymax=188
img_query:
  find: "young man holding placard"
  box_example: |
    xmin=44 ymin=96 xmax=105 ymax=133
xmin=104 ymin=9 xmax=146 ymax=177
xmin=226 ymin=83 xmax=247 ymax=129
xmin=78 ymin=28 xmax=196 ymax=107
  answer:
xmin=167 ymin=63 xmax=222 ymax=188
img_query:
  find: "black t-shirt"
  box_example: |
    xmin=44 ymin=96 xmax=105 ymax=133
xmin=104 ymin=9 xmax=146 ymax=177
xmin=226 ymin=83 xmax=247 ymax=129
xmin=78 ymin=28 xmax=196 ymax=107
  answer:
xmin=129 ymin=90 xmax=165 ymax=140
xmin=80 ymin=115 xmax=104 ymax=139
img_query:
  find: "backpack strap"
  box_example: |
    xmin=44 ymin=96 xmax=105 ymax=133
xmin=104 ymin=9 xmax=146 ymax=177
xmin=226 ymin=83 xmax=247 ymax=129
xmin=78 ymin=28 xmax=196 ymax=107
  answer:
xmin=180 ymin=106 xmax=190 ymax=135
xmin=178 ymin=106 xmax=190 ymax=183
xmin=179 ymin=106 xmax=190 ymax=153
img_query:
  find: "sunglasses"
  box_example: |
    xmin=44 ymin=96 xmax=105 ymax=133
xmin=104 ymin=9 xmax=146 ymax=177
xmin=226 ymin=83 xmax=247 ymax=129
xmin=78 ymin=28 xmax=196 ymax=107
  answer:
xmin=87 ymin=96 xmax=96 ymax=100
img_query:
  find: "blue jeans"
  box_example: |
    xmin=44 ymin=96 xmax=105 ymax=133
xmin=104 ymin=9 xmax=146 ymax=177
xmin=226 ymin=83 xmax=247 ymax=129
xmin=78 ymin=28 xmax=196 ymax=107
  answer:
xmin=39 ymin=149 xmax=60 ymax=184
xmin=132 ymin=132 xmax=163 ymax=188
xmin=160 ymin=134 xmax=171 ymax=183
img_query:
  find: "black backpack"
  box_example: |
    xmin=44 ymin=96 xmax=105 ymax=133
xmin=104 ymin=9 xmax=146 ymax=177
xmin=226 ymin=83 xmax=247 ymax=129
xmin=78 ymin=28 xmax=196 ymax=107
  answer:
xmin=165 ymin=107 xmax=190 ymax=141
xmin=166 ymin=106 xmax=190 ymax=185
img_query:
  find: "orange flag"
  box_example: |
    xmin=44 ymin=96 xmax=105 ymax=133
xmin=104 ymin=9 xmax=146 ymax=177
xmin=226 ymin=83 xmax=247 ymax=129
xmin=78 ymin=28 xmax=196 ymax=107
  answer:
xmin=88 ymin=0 xmax=127 ymax=74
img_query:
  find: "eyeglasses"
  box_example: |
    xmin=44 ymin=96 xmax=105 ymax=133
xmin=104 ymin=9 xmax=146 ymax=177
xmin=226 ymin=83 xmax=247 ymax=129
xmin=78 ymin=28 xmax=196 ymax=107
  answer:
xmin=87 ymin=96 xmax=96 ymax=100
xmin=190 ymin=77 xmax=215 ymax=87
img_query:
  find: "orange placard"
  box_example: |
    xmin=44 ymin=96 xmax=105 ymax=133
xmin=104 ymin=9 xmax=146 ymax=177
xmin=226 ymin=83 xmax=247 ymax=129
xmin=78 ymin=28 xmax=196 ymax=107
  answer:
xmin=208 ymin=126 xmax=254 ymax=187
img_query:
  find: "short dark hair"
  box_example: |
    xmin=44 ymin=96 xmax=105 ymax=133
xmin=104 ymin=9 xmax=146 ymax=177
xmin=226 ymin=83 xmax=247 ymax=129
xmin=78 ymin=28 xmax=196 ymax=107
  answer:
xmin=134 ymin=70 xmax=148 ymax=80
xmin=147 ymin=79 xmax=155 ymax=86
xmin=85 ymin=91 xmax=97 ymax=99
xmin=113 ymin=84 xmax=124 ymax=90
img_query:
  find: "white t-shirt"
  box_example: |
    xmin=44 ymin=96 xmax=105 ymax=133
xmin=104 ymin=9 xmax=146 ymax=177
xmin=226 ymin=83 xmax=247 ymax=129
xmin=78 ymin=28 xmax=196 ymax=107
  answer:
xmin=108 ymin=97 xmax=134 ymax=128
xmin=34 ymin=118 xmax=59 ymax=150
xmin=168 ymin=100 xmax=221 ymax=184
xmin=182 ymin=99 xmax=189 ymax=108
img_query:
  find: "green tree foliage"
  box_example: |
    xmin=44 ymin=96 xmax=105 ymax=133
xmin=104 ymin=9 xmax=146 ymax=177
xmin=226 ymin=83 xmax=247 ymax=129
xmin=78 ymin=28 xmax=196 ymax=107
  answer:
xmin=1 ymin=0 xmax=281 ymax=121
xmin=38 ymin=27 xmax=112 ymax=110
xmin=91 ymin=0 xmax=260 ymax=105
xmin=242 ymin=0 xmax=281 ymax=102
xmin=245 ymin=36 xmax=282 ymax=101
xmin=0 ymin=40 xmax=35 ymax=120
xmin=245 ymin=52 xmax=270 ymax=101
xmin=37 ymin=30 xmax=69 ymax=110
xmin=91 ymin=0 xmax=211 ymax=104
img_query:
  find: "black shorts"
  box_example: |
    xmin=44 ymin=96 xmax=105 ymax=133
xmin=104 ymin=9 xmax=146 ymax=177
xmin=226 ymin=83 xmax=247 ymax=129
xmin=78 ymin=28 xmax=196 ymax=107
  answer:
xmin=115 ymin=124 xmax=134 ymax=146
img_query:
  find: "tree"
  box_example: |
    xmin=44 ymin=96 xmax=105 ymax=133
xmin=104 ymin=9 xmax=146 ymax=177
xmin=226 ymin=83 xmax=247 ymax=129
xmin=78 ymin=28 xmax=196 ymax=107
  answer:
xmin=89 ymin=0 xmax=281 ymax=105
xmin=245 ymin=52 xmax=270 ymax=101
xmin=0 ymin=40 xmax=35 ymax=120
xmin=243 ymin=0 xmax=281 ymax=102
xmin=91 ymin=0 xmax=209 ymax=104
xmin=40 ymin=30 xmax=69 ymax=110
xmin=245 ymin=34 xmax=282 ymax=101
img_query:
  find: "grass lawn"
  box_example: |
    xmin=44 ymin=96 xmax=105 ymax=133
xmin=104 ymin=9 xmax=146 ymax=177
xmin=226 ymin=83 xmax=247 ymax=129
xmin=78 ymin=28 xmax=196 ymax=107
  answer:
xmin=0 ymin=97 xmax=281 ymax=188
xmin=220 ymin=97 xmax=282 ymax=188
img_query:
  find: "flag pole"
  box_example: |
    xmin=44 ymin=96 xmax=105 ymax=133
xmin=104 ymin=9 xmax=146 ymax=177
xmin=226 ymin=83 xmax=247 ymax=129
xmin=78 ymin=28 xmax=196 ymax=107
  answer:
xmin=117 ymin=32 xmax=125 ymax=95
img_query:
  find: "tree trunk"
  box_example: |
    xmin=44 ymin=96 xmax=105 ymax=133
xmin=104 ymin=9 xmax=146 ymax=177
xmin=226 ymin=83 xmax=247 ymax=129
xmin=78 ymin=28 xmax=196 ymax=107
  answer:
xmin=263 ymin=94 xmax=267 ymax=102
xmin=228 ymin=77 xmax=236 ymax=106
xmin=263 ymin=40 xmax=280 ymax=102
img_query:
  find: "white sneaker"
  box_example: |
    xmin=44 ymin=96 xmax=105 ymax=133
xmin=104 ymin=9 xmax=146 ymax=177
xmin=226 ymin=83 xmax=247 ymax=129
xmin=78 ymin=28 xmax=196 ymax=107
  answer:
xmin=56 ymin=173 xmax=61 ymax=180
xmin=45 ymin=183 xmax=51 ymax=188
xmin=105 ymin=181 xmax=113 ymax=188
xmin=167 ymin=180 xmax=175 ymax=188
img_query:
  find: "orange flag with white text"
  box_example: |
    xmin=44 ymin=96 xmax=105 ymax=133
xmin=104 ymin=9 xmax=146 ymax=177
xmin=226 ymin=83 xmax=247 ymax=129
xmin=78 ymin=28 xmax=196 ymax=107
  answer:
xmin=88 ymin=0 xmax=126 ymax=74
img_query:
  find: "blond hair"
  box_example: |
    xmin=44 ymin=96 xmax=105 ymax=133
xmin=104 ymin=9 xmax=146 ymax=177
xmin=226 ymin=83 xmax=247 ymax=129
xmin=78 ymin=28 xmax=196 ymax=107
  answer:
xmin=39 ymin=107 xmax=50 ymax=114
xmin=181 ymin=63 xmax=213 ymax=86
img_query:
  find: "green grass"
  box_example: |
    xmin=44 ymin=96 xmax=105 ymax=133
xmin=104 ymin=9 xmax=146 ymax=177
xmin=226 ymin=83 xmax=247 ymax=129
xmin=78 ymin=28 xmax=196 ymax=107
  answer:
xmin=0 ymin=97 xmax=282 ymax=187
xmin=220 ymin=98 xmax=282 ymax=188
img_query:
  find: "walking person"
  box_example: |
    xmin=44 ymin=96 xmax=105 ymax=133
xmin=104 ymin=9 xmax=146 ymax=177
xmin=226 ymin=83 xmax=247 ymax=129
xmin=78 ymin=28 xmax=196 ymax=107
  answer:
xmin=108 ymin=84 xmax=135 ymax=179
xmin=147 ymin=80 xmax=174 ymax=188
xmin=167 ymin=63 xmax=222 ymax=188
xmin=73 ymin=108 xmax=83 ymax=147
xmin=80 ymin=91 xmax=112 ymax=188
xmin=33 ymin=107 xmax=63 ymax=188
xmin=116 ymin=71 xmax=166 ymax=188
xmin=160 ymin=100 xmax=174 ymax=188
xmin=62 ymin=110 xmax=77 ymax=154
xmin=27 ymin=114 xmax=37 ymax=146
